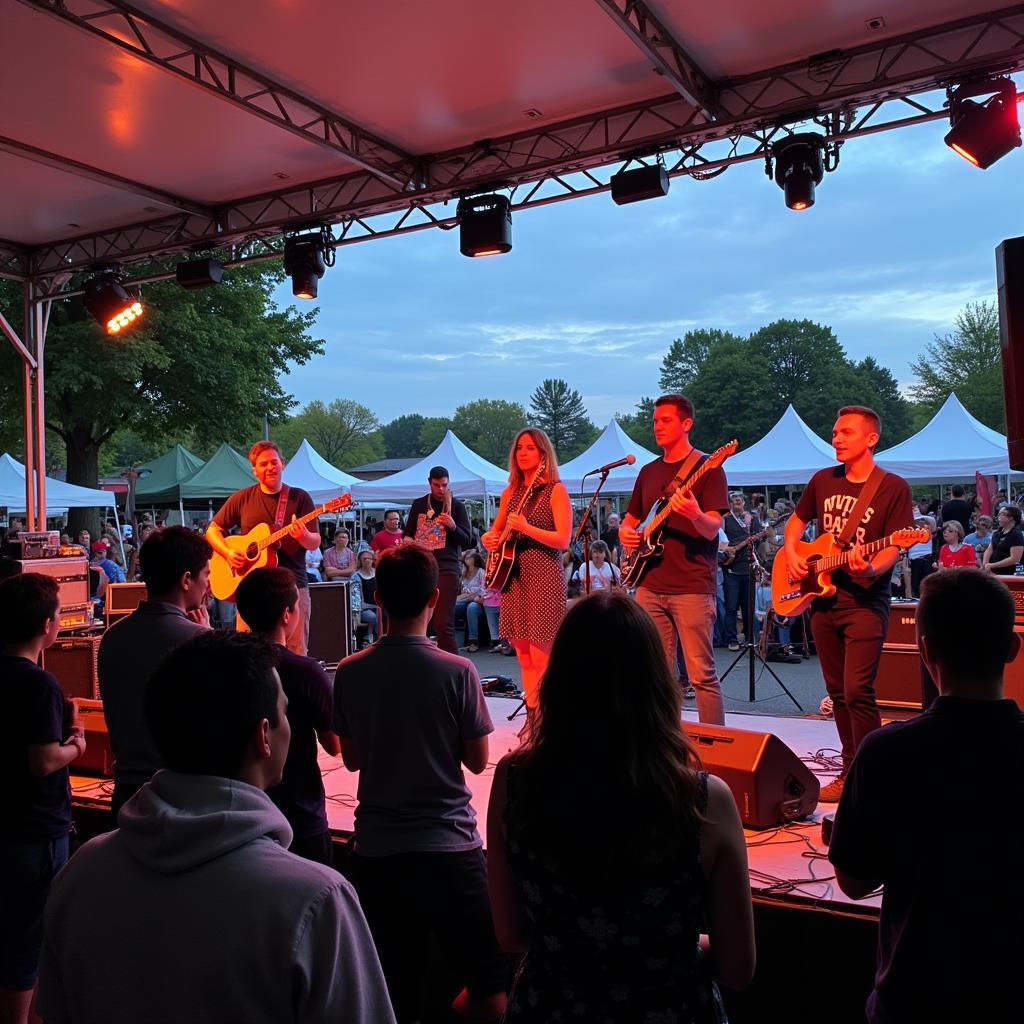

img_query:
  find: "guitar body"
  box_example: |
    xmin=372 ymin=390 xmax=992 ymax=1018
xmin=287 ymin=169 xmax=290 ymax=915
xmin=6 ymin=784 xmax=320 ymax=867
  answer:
xmin=484 ymin=538 xmax=520 ymax=592
xmin=770 ymin=533 xmax=841 ymax=617
xmin=209 ymin=525 xmax=279 ymax=601
xmin=620 ymin=536 xmax=664 ymax=588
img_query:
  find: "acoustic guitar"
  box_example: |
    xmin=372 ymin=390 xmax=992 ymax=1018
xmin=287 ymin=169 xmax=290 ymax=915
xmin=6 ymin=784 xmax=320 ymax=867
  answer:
xmin=209 ymin=493 xmax=353 ymax=601
xmin=771 ymin=526 xmax=930 ymax=617
xmin=484 ymin=459 xmax=547 ymax=591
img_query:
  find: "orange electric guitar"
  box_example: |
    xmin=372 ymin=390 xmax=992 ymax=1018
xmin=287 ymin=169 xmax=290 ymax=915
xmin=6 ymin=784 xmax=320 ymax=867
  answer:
xmin=771 ymin=526 xmax=930 ymax=617
xmin=209 ymin=493 xmax=353 ymax=600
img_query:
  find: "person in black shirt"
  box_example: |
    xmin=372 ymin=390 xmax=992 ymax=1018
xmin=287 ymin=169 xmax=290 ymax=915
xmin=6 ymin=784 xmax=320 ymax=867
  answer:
xmin=939 ymin=484 xmax=972 ymax=536
xmin=982 ymin=504 xmax=1024 ymax=574
xmin=403 ymin=466 xmax=471 ymax=654
xmin=236 ymin=567 xmax=341 ymax=865
xmin=721 ymin=492 xmax=763 ymax=651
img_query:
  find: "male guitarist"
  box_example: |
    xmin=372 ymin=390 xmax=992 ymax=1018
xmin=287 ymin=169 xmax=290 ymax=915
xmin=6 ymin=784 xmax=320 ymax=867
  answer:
xmin=722 ymin=492 xmax=763 ymax=652
xmin=206 ymin=441 xmax=321 ymax=655
xmin=620 ymin=395 xmax=729 ymax=724
xmin=783 ymin=406 xmax=913 ymax=802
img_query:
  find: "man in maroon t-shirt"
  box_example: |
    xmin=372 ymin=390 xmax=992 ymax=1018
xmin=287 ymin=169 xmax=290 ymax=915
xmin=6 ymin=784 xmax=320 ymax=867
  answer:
xmin=620 ymin=395 xmax=729 ymax=724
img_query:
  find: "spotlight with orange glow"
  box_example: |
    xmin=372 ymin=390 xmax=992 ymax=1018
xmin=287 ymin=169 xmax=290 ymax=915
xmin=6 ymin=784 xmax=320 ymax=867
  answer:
xmin=945 ymin=79 xmax=1021 ymax=170
xmin=458 ymin=194 xmax=512 ymax=257
xmin=772 ymin=134 xmax=825 ymax=212
xmin=283 ymin=232 xmax=328 ymax=299
xmin=84 ymin=272 xmax=144 ymax=335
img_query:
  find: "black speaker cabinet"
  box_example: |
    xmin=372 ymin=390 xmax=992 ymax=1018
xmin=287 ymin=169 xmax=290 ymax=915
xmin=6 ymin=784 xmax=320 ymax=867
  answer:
xmin=997 ymin=236 xmax=1024 ymax=470
xmin=307 ymin=581 xmax=353 ymax=667
xmin=685 ymin=723 xmax=820 ymax=829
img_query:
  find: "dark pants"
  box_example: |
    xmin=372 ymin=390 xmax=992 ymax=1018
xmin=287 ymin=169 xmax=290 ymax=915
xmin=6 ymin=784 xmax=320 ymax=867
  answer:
xmin=431 ymin=571 xmax=459 ymax=654
xmin=811 ymin=601 xmax=886 ymax=768
xmin=289 ymin=830 xmax=333 ymax=866
xmin=351 ymin=848 xmax=505 ymax=1023
xmin=723 ymin=570 xmax=753 ymax=645
xmin=910 ymin=555 xmax=934 ymax=598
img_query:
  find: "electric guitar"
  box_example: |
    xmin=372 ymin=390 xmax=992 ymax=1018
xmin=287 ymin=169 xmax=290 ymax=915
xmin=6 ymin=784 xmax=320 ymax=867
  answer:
xmin=720 ymin=514 xmax=791 ymax=566
xmin=620 ymin=440 xmax=739 ymax=588
xmin=771 ymin=526 xmax=930 ymax=617
xmin=209 ymin=493 xmax=353 ymax=601
xmin=484 ymin=460 xmax=547 ymax=591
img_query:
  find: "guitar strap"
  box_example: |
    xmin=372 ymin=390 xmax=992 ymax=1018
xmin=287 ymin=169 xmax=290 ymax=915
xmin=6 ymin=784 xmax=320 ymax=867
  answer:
xmin=660 ymin=448 xmax=705 ymax=502
xmin=835 ymin=467 xmax=886 ymax=550
xmin=272 ymin=485 xmax=290 ymax=538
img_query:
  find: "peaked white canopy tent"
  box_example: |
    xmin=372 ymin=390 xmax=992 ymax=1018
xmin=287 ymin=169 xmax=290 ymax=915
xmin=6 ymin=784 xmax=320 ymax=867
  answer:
xmin=725 ymin=405 xmax=837 ymax=486
xmin=282 ymin=439 xmax=359 ymax=504
xmin=0 ymin=453 xmax=117 ymax=513
xmin=876 ymin=393 xmax=1018 ymax=481
xmin=558 ymin=420 xmax=658 ymax=496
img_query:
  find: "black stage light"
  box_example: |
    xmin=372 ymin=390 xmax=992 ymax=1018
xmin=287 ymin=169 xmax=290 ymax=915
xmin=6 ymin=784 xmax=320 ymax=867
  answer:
xmin=83 ymin=271 xmax=143 ymax=335
xmin=610 ymin=164 xmax=670 ymax=205
xmin=945 ymin=79 xmax=1021 ymax=169
xmin=772 ymin=133 xmax=825 ymax=211
xmin=284 ymin=235 xmax=327 ymax=299
xmin=175 ymin=257 xmax=225 ymax=290
xmin=458 ymin=194 xmax=512 ymax=257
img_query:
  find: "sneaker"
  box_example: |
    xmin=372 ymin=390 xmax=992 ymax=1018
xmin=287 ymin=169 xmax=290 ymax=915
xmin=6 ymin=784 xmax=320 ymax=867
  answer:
xmin=466 ymin=643 xmax=479 ymax=653
xmin=684 ymin=686 xmax=696 ymax=699
xmin=819 ymin=775 xmax=846 ymax=803
xmin=728 ymin=642 xmax=740 ymax=651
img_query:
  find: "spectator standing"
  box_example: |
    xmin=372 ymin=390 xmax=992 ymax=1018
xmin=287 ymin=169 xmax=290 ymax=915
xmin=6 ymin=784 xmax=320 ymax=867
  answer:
xmin=370 ymin=510 xmax=405 ymax=555
xmin=964 ymin=514 xmax=993 ymax=556
xmin=0 ymin=574 xmax=85 ymax=1024
xmin=39 ymin=631 xmax=394 ymax=1024
xmin=939 ymin=484 xmax=972 ymax=536
xmin=936 ymin=521 xmax=976 ymax=568
xmin=721 ymin=492 xmax=762 ymax=651
xmin=334 ymin=544 xmax=506 ymax=1024
xmin=829 ymin=568 xmax=1023 ymax=1022
xmin=982 ymin=505 xmax=1024 ymax=575
xmin=600 ymin=511 xmax=622 ymax=565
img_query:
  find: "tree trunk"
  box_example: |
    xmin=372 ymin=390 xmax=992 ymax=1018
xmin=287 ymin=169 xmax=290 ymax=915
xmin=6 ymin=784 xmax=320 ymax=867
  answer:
xmin=64 ymin=426 xmax=102 ymax=540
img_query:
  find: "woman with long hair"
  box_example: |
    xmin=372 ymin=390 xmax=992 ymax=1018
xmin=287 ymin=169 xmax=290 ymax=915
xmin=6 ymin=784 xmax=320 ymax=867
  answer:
xmin=354 ymin=548 xmax=379 ymax=642
xmin=481 ymin=428 xmax=571 ymax=716
xmin=487 ymin=590 xmax=755 ymax=1021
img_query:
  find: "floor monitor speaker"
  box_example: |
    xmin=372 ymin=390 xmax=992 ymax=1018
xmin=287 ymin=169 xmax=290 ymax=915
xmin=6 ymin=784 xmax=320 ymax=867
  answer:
xmin=308 ymin=581 xmax=353 ymax=666
xmin=685 ymin=723 xmax=820 ymax=828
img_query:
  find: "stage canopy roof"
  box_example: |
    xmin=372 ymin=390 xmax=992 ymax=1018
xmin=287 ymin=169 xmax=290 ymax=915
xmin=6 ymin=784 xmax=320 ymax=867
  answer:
xmin=135 ymin=444 xmax=206 ymax=504
xmin=282 ymin=439 xmax=358 ymax=504
xmin=559 ymin=419 xmax=658 ymax=495
xmin=726 ymin=405 xmax=837 ymax=486
xmin=350 ymin=431 xmax=506 ymax=502
xmin=0 ymin=453 xmax=116 ymax=512
xmin=876 ymin=392 xmax=1016 ymax=480
xmin=178 ymin=443 xmax=255 ymax=501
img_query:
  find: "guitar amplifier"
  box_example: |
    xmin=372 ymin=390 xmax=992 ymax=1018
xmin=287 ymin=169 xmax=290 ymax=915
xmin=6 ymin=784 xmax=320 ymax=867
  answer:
xmin=104 ymin=582 xmax=147 ymax=627
xmin=43 ymin=634 xmax=101 ymax=700
xmin=308 ymin=581 xmax=353 ymax=666
xmin=17 ymin=557 xmax=90 ymax=608
xmin=71 ymin=698 xmax=114 ymax=777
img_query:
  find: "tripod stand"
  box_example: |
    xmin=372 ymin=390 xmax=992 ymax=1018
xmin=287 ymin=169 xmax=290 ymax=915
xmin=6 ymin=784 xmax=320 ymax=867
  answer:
xmin=719 ymin=548 xmax=803 ymax=710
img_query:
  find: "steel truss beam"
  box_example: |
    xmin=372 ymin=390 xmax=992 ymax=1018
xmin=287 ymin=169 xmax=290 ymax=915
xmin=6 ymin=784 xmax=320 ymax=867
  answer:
xmin=17 ymin=0 xmax=417 ymax=188
xmin=19 ymin=4 xmax=1024 ymax=277
xmin=594 ymin=0 xmax=725 ymax=119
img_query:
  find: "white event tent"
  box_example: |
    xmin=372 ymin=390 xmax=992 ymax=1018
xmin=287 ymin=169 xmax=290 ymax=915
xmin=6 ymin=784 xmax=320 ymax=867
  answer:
xmin=0 ymin=453 xmax=117 ymax=514
xmin=283 ymin=439 xmax=359 ymax=504
xmin=350 ymin=431 xmax=507 ymax=509
xmin=876 ymin=393 xmax=1016 ymax=481
xmin=724 ymin=405 xmax=837 ymax=486
xmin=559 ymin=420 xmax=658 ymax=495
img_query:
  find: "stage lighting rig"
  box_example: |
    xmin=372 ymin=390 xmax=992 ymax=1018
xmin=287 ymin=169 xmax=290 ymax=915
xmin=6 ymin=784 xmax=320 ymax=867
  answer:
xmin=458 ymin=194 xmax=512 ymax=257
xmin=610 ymin=153 xmax=670 ymax=205
xmin=945 ymin=78 xmax=1021 ymax=169
xmin=284 ymin=225 xmax=334 ymax=299
xmin=83 ymin=267 xmax=143 ymax=335
xmin=770 ymin=133 xmax=825 ymax=211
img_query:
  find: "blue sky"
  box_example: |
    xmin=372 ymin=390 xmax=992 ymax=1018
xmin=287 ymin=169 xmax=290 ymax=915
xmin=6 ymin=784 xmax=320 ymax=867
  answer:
xmin=276 ymin=113 xmax=1020 ymax=428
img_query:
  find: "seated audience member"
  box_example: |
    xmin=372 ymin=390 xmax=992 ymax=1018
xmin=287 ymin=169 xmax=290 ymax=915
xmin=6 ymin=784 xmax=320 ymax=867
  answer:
xmin=75 ymin=529 xmax=91 ymax=551
xmin=487 ymin=590 xmax=755 ymax=1022
xmin=323 ymin=528 xmax=357 ymax=580
xmin=935 ymin=520 xmax=976 ymax=568
xmin=0 ymin=574 xmax=85 ymax=1024
xmin=38 ymin=631 xmax=394 ymax=1024
xmin=982 ymin=504 xmax=1024 ymax=574
xmin=455 ymin=550 xmax=487 ymax=652
xmin=305 ymin=544 xmax=323 ymax=583
xmin=91 ymin=539 xmax=126 ymax=584
xmin=600 ymin=512 xmax=622 ymax=565
xmin=570 ymin=539 xmax=621 ymax=593
xmin=754 ymin=578 xmax=791 ymax=648
xmin=354 ymin=549 xmax=379 ymax=643
xmin=98 ymin=526 xmax=211 ymax=816
xmin=235 ymin=568 xmax=341 ymax=865
xmin=829 ymin=568 xmax=1024 ymax=1022
xmin=964 ymin=513 xmax=993 ymax=555
xmin=334 ymin=543 xmax=506 ymax=1024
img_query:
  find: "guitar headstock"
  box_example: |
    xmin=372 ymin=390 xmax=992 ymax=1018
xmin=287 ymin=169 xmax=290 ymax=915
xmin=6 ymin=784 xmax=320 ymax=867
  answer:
xmin=892 ymin=527 xmax=931 ymax=549
xmin=322 ymin=493 xmax=354 ymax=514
xmin=706 ymin=439 xmax=739 ymax=470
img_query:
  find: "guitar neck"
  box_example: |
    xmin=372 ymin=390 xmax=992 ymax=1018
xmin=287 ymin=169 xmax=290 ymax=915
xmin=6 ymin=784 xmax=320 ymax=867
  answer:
xmin=647 ymin=457 xmax=714 ymax=534
xmin=261 ymin=503 xmax=331 ymax=550
xmin=819 ymin=533 xmax=900 ymax=573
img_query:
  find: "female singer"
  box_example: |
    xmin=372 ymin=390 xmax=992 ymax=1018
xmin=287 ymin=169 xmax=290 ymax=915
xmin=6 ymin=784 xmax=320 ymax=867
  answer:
xmin=481 ymin=428 xmax=571 ymax=719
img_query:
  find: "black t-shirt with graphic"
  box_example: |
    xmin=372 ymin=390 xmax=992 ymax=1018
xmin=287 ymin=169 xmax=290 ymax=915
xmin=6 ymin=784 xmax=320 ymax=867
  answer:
xmin=795 ymin=466 xmax=914 ymax=610
xmin=626 ymin=454 xmax=728 ymax=595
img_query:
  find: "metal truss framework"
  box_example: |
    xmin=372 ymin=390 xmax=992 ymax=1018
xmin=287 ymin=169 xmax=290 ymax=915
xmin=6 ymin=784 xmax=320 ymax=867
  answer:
xmin=3 ymin=3 xmax=1024 ymax=282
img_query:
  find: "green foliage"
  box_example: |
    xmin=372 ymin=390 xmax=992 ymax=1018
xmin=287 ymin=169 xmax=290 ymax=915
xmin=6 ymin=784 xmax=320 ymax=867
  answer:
xmin=909 ymin=300 xmax=1004 ymax=431
xmin=273 ymin=399 xmax=382 ymax=469
xmin=452 ymin=399 xmax=528 ymax=464
xmin=418 ymin=416 xmax=453 ymax=454
xmin=615 ymin=397 xmax=656 ymax=449
xmin=855 ymin=356 xmax=912 ymax=447
xmin=528 ymin=378 xmax=598 ymax=459
xmin=381 ymin=413 xmax=427 ymax=458
xmin=659 ymin=329 xmax=743 ymax=393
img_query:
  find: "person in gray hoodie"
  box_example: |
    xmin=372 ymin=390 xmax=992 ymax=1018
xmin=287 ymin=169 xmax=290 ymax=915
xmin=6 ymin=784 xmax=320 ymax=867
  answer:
xmin=37 ymin=631 xmax=395 ymax=1024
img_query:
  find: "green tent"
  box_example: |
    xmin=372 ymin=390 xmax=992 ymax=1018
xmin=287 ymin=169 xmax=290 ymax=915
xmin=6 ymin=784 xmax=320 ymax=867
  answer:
xmin=179 ymin=443 xmax=254 ymax=500
xmin=135 ymin=444 xmax=206 ymax=505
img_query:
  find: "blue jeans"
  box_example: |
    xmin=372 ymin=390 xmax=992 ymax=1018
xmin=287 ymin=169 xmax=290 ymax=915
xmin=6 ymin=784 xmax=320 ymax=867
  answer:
xmin=636 ymin=589 xmax=724 ymax=724
xmin=723 ymin=571 xmax=753 ymax=646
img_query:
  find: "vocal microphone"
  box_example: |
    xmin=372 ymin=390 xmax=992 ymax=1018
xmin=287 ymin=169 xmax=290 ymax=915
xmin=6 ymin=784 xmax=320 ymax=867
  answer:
xmin=591 ymin=454 xmax=636 ymax=474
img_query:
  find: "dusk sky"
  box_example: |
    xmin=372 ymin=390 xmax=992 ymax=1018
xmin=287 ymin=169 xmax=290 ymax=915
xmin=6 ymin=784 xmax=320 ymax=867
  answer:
xmin=276 ymin=103 xmax=1021 ymax=430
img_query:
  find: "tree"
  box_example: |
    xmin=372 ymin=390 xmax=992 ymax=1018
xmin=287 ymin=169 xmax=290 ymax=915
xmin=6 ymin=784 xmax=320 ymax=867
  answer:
xmin=855 ymin=356 xmax=913 ymax=445
xmin=452 ymin=399 xmax=527 ymax=464
xmin=381 ymin=413 xmax=427 ymax=458
xmin=0 ymin=263 xmax=323 ymax=535
xmin=909 ymin=300 xmax=1004 ymax=431
xmin=528 ymin=378 xmax=597 ymax=458
xmin=418 ymin=416 xmax=453 ymax=454
xmin=274 ymin=399 xmax=382 ymax=468
xmin=615 ymin=397 xmax=656 ymax=450
xmin=658 ymin=329 xmax=742 ymax=393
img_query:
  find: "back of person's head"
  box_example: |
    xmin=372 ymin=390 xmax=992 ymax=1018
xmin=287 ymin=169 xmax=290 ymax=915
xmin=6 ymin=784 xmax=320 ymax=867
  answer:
xmin=951 ymin=484 xmax=965 ymax=498
xmin=0 ymin=555 xmax=22 ymax=582
xmin=375 ymin=543 xmax=437 ymax=619
xmin=0 ymin=572 xmax=60 ymax=645
xmin=918 ymin=568 xmax=1016 ymax=686
xmin=146 ymin=631 xmax=281 ymax=777
xmin=139 ymin=526 xmax=212 ymax=595
xmin=235 ymin=567 xmax=298 ymax=634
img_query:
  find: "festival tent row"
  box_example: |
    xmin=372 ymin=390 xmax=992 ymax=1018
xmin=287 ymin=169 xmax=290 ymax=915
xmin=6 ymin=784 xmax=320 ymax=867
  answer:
xmin=135 ymin=444 xmax=206 ymax=505
xmin=0 ymin=452 xmax=117 ymax=514
xmin=725 ymin=405 xmax=836 ymax=486
xmin=558 ymin=420 xmax=658 ymax=495
xmin=283 ymin=439 xmax=360 ymax=504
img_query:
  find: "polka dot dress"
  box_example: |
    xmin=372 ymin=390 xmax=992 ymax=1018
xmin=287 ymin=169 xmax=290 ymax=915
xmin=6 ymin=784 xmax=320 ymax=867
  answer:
xmin=499 ymin=481 xmax=566 ymax=646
